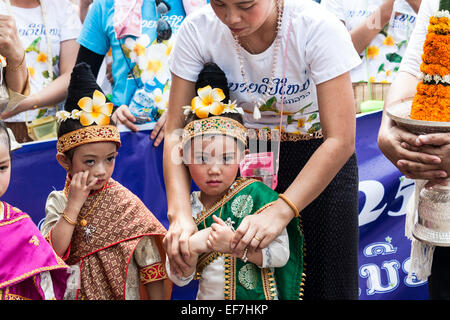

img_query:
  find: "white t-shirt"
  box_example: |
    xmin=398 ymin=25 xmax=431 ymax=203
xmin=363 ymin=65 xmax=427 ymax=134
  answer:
xmin=169 ymin=0 xmax=360 ymax=134
xmin=399 ymin=0 xmax=439 ymax=78
xmin=0 ymin=0 xmax=81 ymax=122
xmin=321 ymin=0 xmax=418 ymax=83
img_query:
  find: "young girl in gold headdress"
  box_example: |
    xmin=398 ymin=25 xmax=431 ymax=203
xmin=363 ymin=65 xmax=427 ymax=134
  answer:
xmin=40 ymin=63 xmax=170 ymax=300
xmin=165 ymin=63 xmax=304 ymax=300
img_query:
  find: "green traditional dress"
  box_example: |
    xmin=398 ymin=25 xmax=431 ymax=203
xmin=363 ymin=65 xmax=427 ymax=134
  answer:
xmin=194 ymin=178 xmax=305 ymax=300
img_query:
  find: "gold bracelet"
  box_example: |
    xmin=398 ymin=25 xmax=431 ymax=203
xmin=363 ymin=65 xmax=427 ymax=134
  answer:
xmin=278 ymin=194 xmax=299 ymax=218
xmin=6 ymin=51 xmax=26 ymax=72
xmin=61 ymin=212 xmax=77 ymax=226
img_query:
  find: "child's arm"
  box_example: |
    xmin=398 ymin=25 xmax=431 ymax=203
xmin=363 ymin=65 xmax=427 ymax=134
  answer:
xmin=145 ymin=279 xmax=166 ymax=300
xmin=207 ymin=215 xmax=264 ymax=262
xmin=50 ymin=171 xmax=98 ymax=257
xmin=209 ymin=215 xmax=289 ymax=268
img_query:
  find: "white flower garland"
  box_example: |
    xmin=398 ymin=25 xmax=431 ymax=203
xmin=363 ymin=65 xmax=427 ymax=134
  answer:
xmin=434 ymin=10 xmax=450 ymax=19
xmin=420 ymin=72 xmax=450 ymax=84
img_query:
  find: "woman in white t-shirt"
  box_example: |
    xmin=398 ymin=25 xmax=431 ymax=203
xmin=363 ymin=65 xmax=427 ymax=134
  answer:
xmin=378 ymin=0 xmax=450 ymax=300
xmin=0 ymin=0 xmax=81 ymax=143
xmin=322 ymin=0 xmax=421 ymax=83
xmin=322 ymin=0 xmax=421 ymax=112
xmin=165 ymin=0 xmax=361 ymax=299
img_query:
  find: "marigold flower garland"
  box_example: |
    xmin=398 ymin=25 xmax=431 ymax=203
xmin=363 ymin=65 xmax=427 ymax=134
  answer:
xmin=410 ymin=8 xmax=450 ymax=122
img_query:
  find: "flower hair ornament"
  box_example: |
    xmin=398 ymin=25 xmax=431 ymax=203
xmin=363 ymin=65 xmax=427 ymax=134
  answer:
xmin=56 ymin=90 xmax=121 ymax=154
xmin=181 ymin=85 xmax=247 ymax=147
xmin=0 ymin=55 xmax=6 ymax=68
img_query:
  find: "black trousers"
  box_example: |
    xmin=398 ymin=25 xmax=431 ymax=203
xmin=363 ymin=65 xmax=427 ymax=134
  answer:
xmin=428 ymin=247 xmax=450 ymax=300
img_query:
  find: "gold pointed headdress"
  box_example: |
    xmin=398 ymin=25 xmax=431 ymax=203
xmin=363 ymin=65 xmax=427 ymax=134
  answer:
xmin=181 ymin=85 xmax=247 ymax=147
xmin=56 ymin=63 xmax=121 ymax=154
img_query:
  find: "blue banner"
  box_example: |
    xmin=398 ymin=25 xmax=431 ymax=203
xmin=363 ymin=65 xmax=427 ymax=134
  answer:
xmin=2 ymin=111 xmax=428 ymax=300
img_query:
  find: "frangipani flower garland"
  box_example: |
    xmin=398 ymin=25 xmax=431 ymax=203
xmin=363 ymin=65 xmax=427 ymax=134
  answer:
xmin=183 ymin=86 xmax=244 ymax=118
xmin=0 ymin=55 xmax=6 ymax=68
xmin=56 ymin=90 xmax=113 ymax=126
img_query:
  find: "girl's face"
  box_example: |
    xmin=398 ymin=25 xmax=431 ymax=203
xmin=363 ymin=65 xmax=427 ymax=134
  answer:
xmin=185 ymin=135 xmax=245 ymax=203
xmin=210 ymin=0 xmax=275 ymax=37
xmin=0 ymin=142 xmax=11 ymax=198
xmin=69 ymin=142 xmax=118 ymax=191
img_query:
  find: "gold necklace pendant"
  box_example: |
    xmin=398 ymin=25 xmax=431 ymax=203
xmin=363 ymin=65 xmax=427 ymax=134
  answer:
xmin=79 ymin=218 xmax=88 ymax=227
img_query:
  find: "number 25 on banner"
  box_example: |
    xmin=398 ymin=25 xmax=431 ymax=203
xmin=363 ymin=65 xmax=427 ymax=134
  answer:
xmin=359 ymin=176 xmax=415 ymax=227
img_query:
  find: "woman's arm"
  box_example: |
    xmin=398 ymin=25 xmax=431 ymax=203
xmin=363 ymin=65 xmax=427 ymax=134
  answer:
xmin=166 ymin=227 xmax=211 ymax=283
xmin=162 ymin=73 xmax=199 ymax=276
xmin=405 ymin=0 xmax=421 ymax=13
xmin=75 ymin=44 xmax=105 ymax=78
xmin=349 ymin=0 xmax=394 ymax=54
xmin=0 ymin=14 xmax=28 ymax=94
xmin=0 ymin=39 xmax=79 ymax=119
xmin=232 ymin=72 xmax=357 ymax=254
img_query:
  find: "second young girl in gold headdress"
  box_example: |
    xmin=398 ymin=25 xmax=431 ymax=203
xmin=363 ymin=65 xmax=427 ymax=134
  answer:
xmin=165 ymin=63 xmax=304 ymax=300
xmin=40 ymin=63 xmax=170 ymax=300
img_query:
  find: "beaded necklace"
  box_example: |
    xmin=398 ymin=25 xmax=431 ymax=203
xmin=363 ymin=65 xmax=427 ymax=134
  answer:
xmin=232 ymin=0 xmax=284 ymax=119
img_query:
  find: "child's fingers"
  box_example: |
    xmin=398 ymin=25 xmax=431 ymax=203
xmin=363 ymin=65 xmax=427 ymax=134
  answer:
xmin=80 ymin=171 xmax=89 ymax=188
xmin=212 ymin=214 xmax=226 ymax=226
xmin=87 ymin=177 xmax=99 ymax=189
xmin=206 ymin=239 xmax=213 ymax=251
xmin=71 ymin=172 xmax=82 ymax=188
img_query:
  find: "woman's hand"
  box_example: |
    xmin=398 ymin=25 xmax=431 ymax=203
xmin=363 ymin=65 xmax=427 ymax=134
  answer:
xmin=399 ymin=132 xmax=450 ymax=187
xmin=163 ymin=213 xmax=198 ymax=277
xmin=0 ymin=14 xmax=24 ymax=66
xmin=111 ymin=105 xmax=139 ymax=131
xmin=378 ymin=123 xmax=445 ymax=181
xmin=150 ymin=111 xmax=167 ymax=147
xmin=112 ymin=105 xmax=167 ymax=147
xmin=231 ymin=199 xmax=294 ymax=257
xmin=0 ymin=14 xmax=27 ymax=94
xmin=0 ymin=94 xmax=37 ymax=119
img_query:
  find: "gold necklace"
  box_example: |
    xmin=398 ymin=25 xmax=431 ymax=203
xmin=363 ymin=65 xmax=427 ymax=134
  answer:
xmin=199 ymin=178 xmax=244 ymax=229
xmin=202 ymin=192 xmax=227 ymax=230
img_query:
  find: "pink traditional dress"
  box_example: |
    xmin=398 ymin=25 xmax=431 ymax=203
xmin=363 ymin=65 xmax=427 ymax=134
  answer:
xmin=0 ymin=202 xmax=69 ymax=300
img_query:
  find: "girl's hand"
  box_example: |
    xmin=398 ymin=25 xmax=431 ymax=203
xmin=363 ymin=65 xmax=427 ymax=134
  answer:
xmin=207 ymin=215 xmax=234 ymax=253
xmin=66 ymin=171 xmax=98 ymax=212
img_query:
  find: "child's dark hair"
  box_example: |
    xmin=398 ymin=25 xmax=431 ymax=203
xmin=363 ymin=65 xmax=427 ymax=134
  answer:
xmin=0 ymin=120 xmax=11 ymax=153
xmin=58 ymin=62 xmax=117 ymax=159
xmin=185 ymin=62 xmax=244 ymax=126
